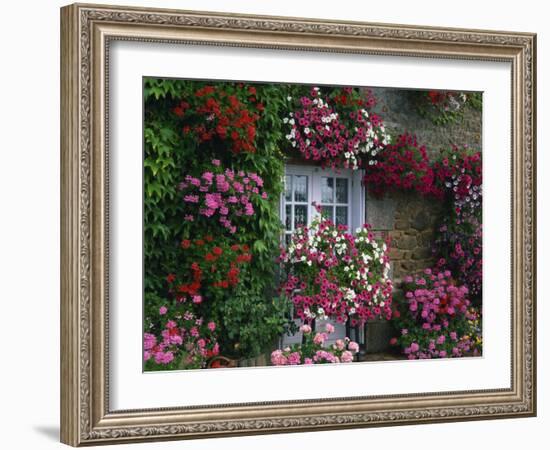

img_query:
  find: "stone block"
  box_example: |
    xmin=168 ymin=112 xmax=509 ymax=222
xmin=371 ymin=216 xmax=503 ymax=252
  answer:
xmin=412 ymin=210 xmax=430 ymax=231
xmin=366 ymin=193 xmax=396 ymax=230
xmin=396 ymin=235 xmax=416 ymax=250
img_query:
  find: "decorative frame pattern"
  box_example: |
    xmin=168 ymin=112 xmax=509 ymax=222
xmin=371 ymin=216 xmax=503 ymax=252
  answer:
xmin=60 ymin=3 xmax=536 ymax=446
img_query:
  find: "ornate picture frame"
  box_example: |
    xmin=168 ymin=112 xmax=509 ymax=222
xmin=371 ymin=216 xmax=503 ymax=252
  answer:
xmin=60 ymin=3 xmax=536 ymax=446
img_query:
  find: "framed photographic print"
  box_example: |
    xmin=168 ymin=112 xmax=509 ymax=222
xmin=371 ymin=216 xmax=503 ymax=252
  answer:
xmin=60 ymin=3 xmax=537 ymax=446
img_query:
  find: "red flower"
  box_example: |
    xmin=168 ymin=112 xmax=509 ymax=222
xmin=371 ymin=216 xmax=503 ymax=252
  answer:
xmin=166 ymin=273 xmax=176 ymax=283
xmin=212 ymin=246 xmax=223 ymax=256
xmin=205 ymin=235 xmax=213 ymax=242
xmin=248 ymin=86 xmax=257 ymax=95
xmin=181 ymin=239 xmax=191 ymax=249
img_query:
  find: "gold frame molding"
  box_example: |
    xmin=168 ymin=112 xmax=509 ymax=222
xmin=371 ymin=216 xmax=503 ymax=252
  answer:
xmin=60 ymin=3 xmax=536 ymax=446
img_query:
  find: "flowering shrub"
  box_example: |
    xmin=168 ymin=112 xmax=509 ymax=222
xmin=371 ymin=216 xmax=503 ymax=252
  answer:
xmin=279 ymin=215 xmax=393 ymax=326
xmin=179 ymin=160 xmax=268 ymax=234
xmin=271 ymin=323 xmax=360 ymax=365
xmin=363 ymin=134 xmax=442 ymax=198
xmin=391 ymin=267 xmax=481 ymax=359
xmin=173 ymin=84 xmax=263 ymax=154
xmin=434 ymin=220 xmax=482 ymax=301
xmin=284 ymin=87 xmax=390 ymax=169
xmin=167 ymin=236 xmax=253 ymax=303
xmin=144 ymin=307 xmax=219 ymax=370
xmin=432 ymin=145 xmax=482 ymax=300
xmin=433 ymin=145 xmax=482 ymax=220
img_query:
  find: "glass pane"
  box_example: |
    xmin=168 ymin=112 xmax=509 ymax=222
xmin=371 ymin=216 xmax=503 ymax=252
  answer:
xmin=336 ymin=178 xmax=348 ymax=203
xmin=285 ymin=204 xmax=292 ymax=231
xmin=285 ymin=233 xmax=292 ymax=246
xmin=284 ymin=175 xmax=292 ymax=201
xmin=294 ymin=176 xmax=308 ymax=202
xmin=335 ymin=206 xmax=348 ymax=226
xmin=321 ymin=206 xmax=334 ymax=222
xmin=321 ymin=177 xmax=334 ymax=203
xmin=294 ymin=205 xmax=308 ymax=228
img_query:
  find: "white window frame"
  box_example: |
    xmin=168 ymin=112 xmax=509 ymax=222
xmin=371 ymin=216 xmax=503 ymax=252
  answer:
xmin=281 ymin=164 xmax=366 ymax=236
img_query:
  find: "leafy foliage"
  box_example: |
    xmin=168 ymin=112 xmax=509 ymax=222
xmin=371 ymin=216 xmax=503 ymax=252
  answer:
xmin=143 ymin=78 xmax=295 ymax=359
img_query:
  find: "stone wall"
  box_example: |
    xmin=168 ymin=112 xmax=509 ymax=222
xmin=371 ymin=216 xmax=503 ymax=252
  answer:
xmin=365 ymin=88 xmax=482 ymax=281
xmin=367 ymin=191 xmax=444 ymax=280
xmin=370 ymin=87 xmax=482 ymax=158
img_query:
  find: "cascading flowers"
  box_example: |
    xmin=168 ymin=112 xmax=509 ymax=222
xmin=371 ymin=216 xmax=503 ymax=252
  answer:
xmin=179 ymin=159 xmax=268 ymax=234
xmin=279 ymin=212 xmax=393 ymax=326
xmin=284 ymin=87 xmax=390 ymax=170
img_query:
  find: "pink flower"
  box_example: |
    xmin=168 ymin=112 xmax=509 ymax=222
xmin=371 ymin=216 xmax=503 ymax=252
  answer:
xmin=334 ymin=339 xmax=345 ymax=350
xmin=287 ymin=352 xmax=302 ymax=365
xmin=325 ymin=323 xmax=335 ymax=334
xmin=348 ymin=341 xmax=360 ymax=353
xmin=341 ymin=350 xmax=354 ymax=363
xmin=159 ymin=306 xmax=167 ymax=315
xmin=208 ymin=322 xmax=216 ymax=332
xmin=192 ymin=295 xmax=202 ymax=304
xmin=410 ymin=342 xmax=420 ymax=352
xmin=211 ymin=159 xmax=221 ymax=166
xmin=313 ymin=333 xmax=327 ymax=345
xmin=300 ymin=324 xmax=312 ymax=334
xmin=304 ymin=358 xmax=313 ymax=365
xmin=271 ymin=350 xmax=287 ymax=366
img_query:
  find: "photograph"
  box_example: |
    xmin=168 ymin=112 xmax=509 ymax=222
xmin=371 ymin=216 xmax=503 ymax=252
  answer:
xmin=142 ymin=79 xmax=483 ymax=371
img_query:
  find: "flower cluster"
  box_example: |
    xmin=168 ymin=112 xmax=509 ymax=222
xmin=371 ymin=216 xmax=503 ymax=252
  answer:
xmin=279 ymin=215 xmax=393 ymax=326
xmin=144 ymin=308 xmax=219 ymax=370
xmin=173 ymin=84 xmax=263 ymax=153
xmin=413 ymin=90 xmax=471 ymax=125
xmin=271 ymin=323 xmax=360 ymax=365
xmin=391 ymin=267 xmax=481 ymax=359
xmin=179 ymin=160 xmax=268 ymax=234
xmin=434 ymin=221 xmax=482 ymax=300
xmin=363 ymin=134 xmax=442 ymax=198
xmin=433 ymin=145 xmax=482 ymax=220
xmin=168 ymin=236 xmax=253 ymax=302
xmin=426 ymin=90 xmax=467 ymax=112
xmin=284 ymin=87 xmax=390 ymax=170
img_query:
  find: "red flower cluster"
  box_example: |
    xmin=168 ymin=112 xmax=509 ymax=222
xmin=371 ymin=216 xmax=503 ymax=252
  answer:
xmin=363 ymin=134 xmax=443 ymax=198
xmin=166 ymin=237 xmax=253 ymax=301
xmin=173 ymin=84 xmax=263 ymax=153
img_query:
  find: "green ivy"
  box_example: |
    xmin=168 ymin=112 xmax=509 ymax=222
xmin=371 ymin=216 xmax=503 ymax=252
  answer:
xmin=143 ymin=78 xmax=298 ymax=359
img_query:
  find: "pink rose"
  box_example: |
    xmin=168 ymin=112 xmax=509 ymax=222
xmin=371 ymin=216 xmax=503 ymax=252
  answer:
xmin=159 ymin=306 xmax=167 ymax=315
xmin=341 ymin=351 xmax=354 ymax=363
xmin=325 ymin=323 xmax=335 ymax=334
xmin=348 ymin=341 xmax=360 ymax=353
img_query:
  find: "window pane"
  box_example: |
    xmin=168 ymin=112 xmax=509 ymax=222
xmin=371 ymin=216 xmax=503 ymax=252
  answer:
xmin=294 ymin=205 xmax=308 ymax=228
xmin=284 ymin=175 xmax=292 ymax=201
xmin=335 ymin=178 xmax=348 ymax=203
xmin=321 ymin=205 xmax=334 ymax=222
xmin=335 ymin=206 xmax=348 ymax=226
xmin=321 ymin=177 xmax=334 ymax=203
xmin=285 ymin=204 xmax=292 ymax=231
xmin=285 ymin=233 xmax=292 ymax=246
xmin=294 ymin=176 xmax=308 ymax=202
